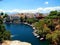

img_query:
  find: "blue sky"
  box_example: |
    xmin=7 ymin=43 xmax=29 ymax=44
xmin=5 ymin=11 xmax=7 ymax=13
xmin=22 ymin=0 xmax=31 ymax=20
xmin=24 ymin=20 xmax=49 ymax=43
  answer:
xmin=0 ymin=0 xmax=60 ymax=13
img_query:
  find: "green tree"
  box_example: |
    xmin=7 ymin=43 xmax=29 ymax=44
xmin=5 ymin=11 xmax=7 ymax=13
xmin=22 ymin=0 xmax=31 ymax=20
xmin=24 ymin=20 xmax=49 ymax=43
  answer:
xmin=0 ymin=12 xmax=11 ymax=43
xmin=57 ymin=12 xmax=60 ymax=16
xmin=24 ymin=16 xmax=27 ymax=22
xmin=34 ymin=20 xmax=50 ymax=38
xmin=46 ymin=30 xmax=60 ymax=45
xmin=0 ymin=18 xmax=11 ymax=42
xmin=26 ymin=18 xmax=35 ymax=24
xmin=0 ymin=12 xmax=4 ymax=16
xmin=3 ymin=13 xmax=8 ymax=18
xmin=20 ymin=17 xmax=24 ymax=22
xmin=44 ymin=19 xmax=55 ymax=31
xmin=49 ymin=10 xmax=57 ymax=16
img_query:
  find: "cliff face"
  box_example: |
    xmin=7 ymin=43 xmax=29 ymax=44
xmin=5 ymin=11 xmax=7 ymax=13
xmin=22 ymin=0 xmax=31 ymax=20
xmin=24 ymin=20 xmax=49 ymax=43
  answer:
xmin=2 ymin=40 xmax=31 ymax=45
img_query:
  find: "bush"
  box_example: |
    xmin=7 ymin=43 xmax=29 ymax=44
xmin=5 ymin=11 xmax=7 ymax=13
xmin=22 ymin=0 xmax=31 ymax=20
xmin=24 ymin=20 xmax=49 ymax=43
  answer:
xmin=0 ymin=18 xmax=11 ymax=42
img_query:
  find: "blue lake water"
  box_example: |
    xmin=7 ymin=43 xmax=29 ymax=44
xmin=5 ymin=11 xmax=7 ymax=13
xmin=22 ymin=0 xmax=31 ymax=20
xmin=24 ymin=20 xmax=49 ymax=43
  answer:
xmin=5 ymin=23 xmax=49 ymax=45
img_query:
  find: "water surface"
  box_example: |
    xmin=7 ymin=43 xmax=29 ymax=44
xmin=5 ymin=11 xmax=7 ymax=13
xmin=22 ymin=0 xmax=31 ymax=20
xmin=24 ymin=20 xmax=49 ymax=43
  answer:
xmin=5 ymin=23 xmax=49 ymax=45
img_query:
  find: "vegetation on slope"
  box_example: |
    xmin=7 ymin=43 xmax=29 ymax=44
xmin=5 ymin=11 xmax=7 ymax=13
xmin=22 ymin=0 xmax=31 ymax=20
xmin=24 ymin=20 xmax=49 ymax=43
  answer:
xmin=0 ymin=12 xmax=11 ymax=43
xmin=34 ymin=10 xmax=60 ymax=45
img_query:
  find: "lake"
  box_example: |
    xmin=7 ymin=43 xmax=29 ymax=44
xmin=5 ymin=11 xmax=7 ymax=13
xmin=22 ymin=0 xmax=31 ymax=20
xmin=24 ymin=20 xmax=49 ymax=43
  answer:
xmin=5 ymin=23 xmax=49 ymax=45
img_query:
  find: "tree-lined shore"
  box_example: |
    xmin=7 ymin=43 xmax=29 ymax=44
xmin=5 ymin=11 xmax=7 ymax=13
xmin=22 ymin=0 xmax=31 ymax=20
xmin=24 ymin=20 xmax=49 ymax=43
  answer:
xmin=33 ymin=11 xmax=60 ymax=45
xmin=0 ymin=10 xmax=60 ymax=45
xmin=0 ymin=12 xmax=11 ymax=43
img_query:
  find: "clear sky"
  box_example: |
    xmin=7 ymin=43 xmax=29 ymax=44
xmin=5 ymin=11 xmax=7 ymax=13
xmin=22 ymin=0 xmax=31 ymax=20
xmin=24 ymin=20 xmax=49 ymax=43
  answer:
xmin=0 ymin=0 xmax=60 ymax=13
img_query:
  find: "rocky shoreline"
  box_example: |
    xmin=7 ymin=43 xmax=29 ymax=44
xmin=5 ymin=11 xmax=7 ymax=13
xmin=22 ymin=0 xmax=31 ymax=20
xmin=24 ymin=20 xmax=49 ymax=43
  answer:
xmin=24 ymin=22 xmax=44 ymax=40
xmin=2 ymin=40 xmax=31 ymax=45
